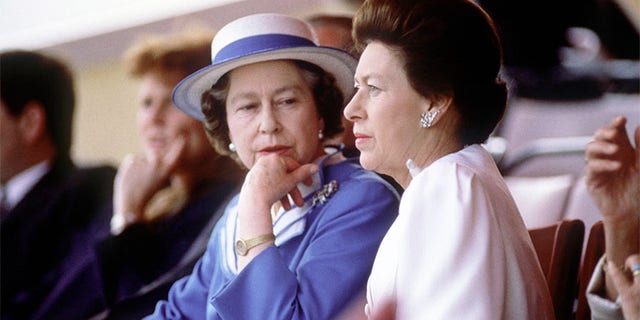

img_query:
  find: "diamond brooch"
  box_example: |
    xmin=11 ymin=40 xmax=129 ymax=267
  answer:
xmin=311 ymin=180 xmax=339 ymax=207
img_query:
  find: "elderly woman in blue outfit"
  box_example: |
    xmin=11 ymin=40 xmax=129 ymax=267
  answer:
xmin=146 ymin=13 xmax=399 ymax=319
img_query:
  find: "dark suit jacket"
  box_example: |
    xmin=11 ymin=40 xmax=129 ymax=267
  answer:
xmin=32 ymin=178 xmax=240 ymax=320
xmin=0 ymin=157 xmax=116 ymax=320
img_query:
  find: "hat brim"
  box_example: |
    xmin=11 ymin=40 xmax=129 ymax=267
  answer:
xmin=172 ymin=46 xmax=357 ymax=121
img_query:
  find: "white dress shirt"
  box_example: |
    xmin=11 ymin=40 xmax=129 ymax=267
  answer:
xmin=1 ymin=160 xmax=51 ymax=212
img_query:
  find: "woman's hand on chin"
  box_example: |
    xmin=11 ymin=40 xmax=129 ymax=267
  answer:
xmin=241 ymin=154 xmax=318 ymax=211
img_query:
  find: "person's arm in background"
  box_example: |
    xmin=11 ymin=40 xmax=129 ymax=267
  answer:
xmin=111 ymin=137 xmax=185 ymax=234
xmin=585 ymin=116 xmax=640 ymax=320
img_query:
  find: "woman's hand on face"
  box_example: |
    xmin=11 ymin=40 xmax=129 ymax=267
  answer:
xmin=234 ymin=154 xmax=318 ymax=269
xmin=241 ymin=154 xmax=318 ymax=212
xmin=111 ymin=136 xmax=187 ymax=233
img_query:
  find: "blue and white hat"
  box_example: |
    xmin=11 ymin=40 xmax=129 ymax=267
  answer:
xmin=172 ymin=13 xmax=358 ymax=121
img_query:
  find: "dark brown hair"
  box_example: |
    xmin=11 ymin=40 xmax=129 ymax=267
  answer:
xmin=200 ymin=60 xmax=344 ymax=164
xmin=354 ymin=0 xmax=507 ymax=145
xmin=0 ymin=50 xmax=75 ymax=157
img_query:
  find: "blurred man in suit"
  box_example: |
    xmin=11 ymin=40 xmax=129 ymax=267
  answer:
xmin=0 ymin=50 xmax=116 ymax=319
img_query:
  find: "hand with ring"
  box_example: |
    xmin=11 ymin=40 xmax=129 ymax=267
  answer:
xmin=607 ymin=254 xmax=640 ymax=320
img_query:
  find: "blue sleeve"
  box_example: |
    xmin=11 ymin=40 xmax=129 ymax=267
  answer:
xmin=211 ymin=178 xmax=398 ymax=320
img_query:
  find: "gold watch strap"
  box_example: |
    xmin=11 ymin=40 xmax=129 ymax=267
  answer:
xmin=235 ymin=233 xmax=275 ymax=256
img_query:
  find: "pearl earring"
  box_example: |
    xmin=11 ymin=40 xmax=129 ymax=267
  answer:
xmin=318 ymin=130 xmax=324 ymax=140
xmin=228 ymin=142 xmax=236 ymax=152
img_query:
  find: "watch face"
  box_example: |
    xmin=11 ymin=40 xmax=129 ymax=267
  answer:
xmin=235 ymin=239 xmax=247 ymax=256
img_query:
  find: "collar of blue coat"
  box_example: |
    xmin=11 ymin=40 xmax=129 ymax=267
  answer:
xmin=224 ymin=149 xmax=342 ymax=274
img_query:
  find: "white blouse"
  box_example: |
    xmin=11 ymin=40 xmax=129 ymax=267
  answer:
xmin=366 ymin=145 xmax=554 ymax=319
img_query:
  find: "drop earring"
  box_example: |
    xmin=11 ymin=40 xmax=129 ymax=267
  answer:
xmin=420 ymin=110 xmax=440 ymax=128
xmin=318 ymin=130 xmax=324 ymax=140
xmin=228 ymin=142 xmax=236 ymax=152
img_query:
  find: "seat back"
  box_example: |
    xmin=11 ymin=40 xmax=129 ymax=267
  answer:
xmin=499 ymin=136 xmax=591 ymax=177
xmin=528 ymin=219 xmax=585 ymax=320
xmin=564 ymin=176 xmax=604 ymax=258
xmin=496 ymin=94 xmax=640 ymax=177
xmin=505 ymin=174 xmax=575 ymax=229
xmin=574 ymin=220 xmax=605 ymax=320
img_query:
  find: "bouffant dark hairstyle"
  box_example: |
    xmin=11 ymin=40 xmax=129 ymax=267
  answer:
xmin=354 ymin=0 xmax=508 ymax=145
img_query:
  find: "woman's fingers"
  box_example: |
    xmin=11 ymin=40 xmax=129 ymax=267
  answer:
xmin=288 ymin=186 xmax=305 ymax=208
xmin=608 ymin=259 xmax=631 ymax=291
xmin=625 ymin=255 xmax=640 ymax=285
xmin=277 ymin=159 xmax=317 ymax=208
xmin=161 ymin=135 xmax=187 ymax=176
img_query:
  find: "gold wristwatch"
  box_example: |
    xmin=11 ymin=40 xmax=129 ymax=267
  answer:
xmin=235 ymin=233 xmax=275 ymax=256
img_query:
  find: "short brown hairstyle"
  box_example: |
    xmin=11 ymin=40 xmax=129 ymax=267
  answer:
xmin=123 ymin=26 xmax=214 ymax=78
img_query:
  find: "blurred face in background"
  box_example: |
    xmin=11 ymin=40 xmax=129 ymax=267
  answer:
xmin=313 ymin=24 xmax=352 ymax=51
xmin=136 ymin=70 xmax=216 ymax=170
xmin=0 ymin=101 xmax=22 ymax=183
xmin=311 ymin=22 xmax=356 ymax=151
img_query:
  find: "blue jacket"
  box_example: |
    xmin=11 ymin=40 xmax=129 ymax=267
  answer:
xmin=147 ymin=158 xmax=399 ymax=320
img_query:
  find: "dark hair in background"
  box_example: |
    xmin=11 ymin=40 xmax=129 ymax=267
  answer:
xmin=480 ymin=0 xmax=639 ymax=67
xmin=353 ymin=0 xmax=508 ymax=145
xmin=480 ymin=0 xmax=639 ymax=97
xmin=0 ymin=50 xmax=75 ymax=158
xmin=200 ymin=60 xmax=344 ymax=166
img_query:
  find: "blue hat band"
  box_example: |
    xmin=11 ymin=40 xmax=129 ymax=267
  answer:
xmin=213 ymin=34 xmax=316 ymax=65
